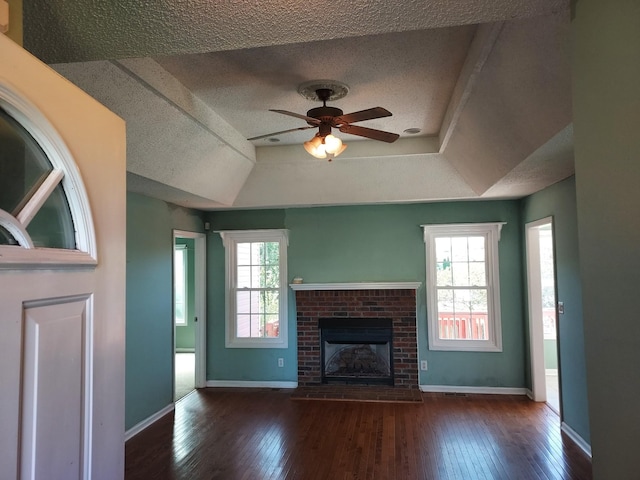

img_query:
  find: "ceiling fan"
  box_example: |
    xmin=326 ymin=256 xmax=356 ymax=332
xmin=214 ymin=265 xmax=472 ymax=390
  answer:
xmin=248 ymin=81 xmax=399 ymax=159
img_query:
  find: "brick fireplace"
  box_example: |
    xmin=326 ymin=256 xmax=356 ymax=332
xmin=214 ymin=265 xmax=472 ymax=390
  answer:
xmin=292 ymin=283 xmax=419 ymax=389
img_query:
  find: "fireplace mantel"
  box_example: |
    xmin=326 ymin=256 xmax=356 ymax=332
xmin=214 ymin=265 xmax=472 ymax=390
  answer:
xmin=289 ymin=281 xmax=421 ymax=291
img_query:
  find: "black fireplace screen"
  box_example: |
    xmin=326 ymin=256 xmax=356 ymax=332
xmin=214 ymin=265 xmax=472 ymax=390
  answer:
xmin=319 ymin=318 xmax=393 ymax=385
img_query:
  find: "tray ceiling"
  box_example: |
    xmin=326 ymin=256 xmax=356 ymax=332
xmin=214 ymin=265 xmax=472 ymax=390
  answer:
xmin=25 ymin=0 xmax=573 ymax=209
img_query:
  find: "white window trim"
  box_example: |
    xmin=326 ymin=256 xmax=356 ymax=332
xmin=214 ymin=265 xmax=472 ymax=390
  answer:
xmin=218 ymin=229 xmax=289 ymax=349
xmin=422 ymin=223 xmax=505 ymax=352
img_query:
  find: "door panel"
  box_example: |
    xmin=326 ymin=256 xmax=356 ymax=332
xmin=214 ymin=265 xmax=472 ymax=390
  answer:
xmin=21 ymin=296 xmax=90 ymax=480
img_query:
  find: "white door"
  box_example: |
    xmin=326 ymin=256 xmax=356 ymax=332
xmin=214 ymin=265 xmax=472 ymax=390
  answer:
xmin=0 ymin=34 xmax=126 ymax=480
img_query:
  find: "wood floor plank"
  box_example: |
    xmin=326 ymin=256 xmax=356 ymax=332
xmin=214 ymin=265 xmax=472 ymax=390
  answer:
xmin=125 ymin=388 xmax=592 ymax=480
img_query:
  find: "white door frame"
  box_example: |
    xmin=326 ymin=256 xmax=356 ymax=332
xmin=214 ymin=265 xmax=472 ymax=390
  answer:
xmin=525 ymin=216 xmax=554 ymax=403
xmin=173 ymin=230 xmax=207 ymax=389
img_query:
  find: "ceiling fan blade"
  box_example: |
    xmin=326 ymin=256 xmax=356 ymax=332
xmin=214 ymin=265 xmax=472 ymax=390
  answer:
xmin=270 ymin=109 xmax=321 ymax=125
xmin=339 ymin=124 xmax=399 ymax=143
xmin=248 ymin=126 xmax=316 ymax=141
xmin=334 ymin=107 xmax=392 ymax=125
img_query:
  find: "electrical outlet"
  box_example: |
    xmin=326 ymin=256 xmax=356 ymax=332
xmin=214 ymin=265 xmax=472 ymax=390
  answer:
xmin=420 ymin=360 xmax=428 ymax=371
xmin=278 ymin=358 xmax=284 ymax=367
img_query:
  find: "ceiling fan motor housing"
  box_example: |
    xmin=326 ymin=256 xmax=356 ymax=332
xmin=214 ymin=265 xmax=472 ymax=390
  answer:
xmin=306 ymin=106 xmax=343 ymax=126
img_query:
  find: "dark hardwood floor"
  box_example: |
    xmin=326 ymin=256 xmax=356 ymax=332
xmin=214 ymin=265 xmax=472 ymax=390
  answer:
xmin=125 ymin=388 xmax=592 ymax=480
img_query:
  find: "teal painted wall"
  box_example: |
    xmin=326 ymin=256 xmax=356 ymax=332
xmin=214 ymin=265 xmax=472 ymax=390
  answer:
xmin=125 ymin=192 xmax=203 ymax=429
xmin=206 ymin=200 xmax=526 ymax=388
xmin=573 ymin=0 xmax=640 ymax=475
xmin=522 ymin=176 xmax=590 ymax=445
xmin=207 ymin=210 xmax=295 ymax=381
xmin=175 ymin=237 xmax=196 ymax=350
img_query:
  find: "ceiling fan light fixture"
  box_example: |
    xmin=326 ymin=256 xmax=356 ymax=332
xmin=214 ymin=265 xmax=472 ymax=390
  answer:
xmin=323 ymin=134 xmax=342 ymax=154
xmin=334 ymin=143 xmax=347 ymax=157
xmin=304 ymin=135 xmax=327 ymax=159
xmin=304 ymin=133 xmax=347 ymax=159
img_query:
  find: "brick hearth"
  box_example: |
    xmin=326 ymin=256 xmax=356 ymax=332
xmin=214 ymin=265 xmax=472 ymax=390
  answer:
xmin=295 ymin=289 xmax=418 ymax=388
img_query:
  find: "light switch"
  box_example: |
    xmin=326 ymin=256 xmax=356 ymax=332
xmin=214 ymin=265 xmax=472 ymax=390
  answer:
xmin=558 ymin=302 xmax=564 ymax=315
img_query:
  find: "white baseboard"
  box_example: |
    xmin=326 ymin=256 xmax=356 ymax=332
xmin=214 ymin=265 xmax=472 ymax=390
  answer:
xmin=125 ymin=403 xmax=174 ymax=441
xmin=526 ymin=388 xmax=534 ymax=400
xmin=206 ymin=380 xmax=298 ymax=389
xmin=561 ymin=422 xmax=592 ymax=458
xmin=420 ymin=385 xmax=528 ymax=395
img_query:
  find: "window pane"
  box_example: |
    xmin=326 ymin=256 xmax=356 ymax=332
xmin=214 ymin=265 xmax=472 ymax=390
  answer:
xmin=261 ymin=290 xmax=279 ymax=314
xmin=237 ymin=290 xmax=251 ymax=314
xmin=437 ymin=289 xmax=453 ymax=311
xmin=264 ymin=241 xmax=279 ymax=265
xmin=450 ymin=237 xmax=469 ymax=262
xmin=249 ymin=265 xmax=261 ymax=288
xmin=174 ymin=247 xmax=186 ymax=325
xmin=468 ymin=236 xmax=485 ymax=261
xmin=470 ymin=290 xmax=488 ymax=340
xmin=237 ymin=314 xmax=251 ymax=337
xmin=436 ymin=261 xmax=451 ymax=285
xmin=434 ymin=237 xmax=451 ymax=263
xmin=453 ymin=289 xmax=471 ymax=314
xmin=237 ymin=242 xmax=251 ymax=265
xmin=27 ymin=183 xmax=76 ymax=249
xmin=237 ymin=265 xmax=250 ymax=288
xmin=0 ymin=108 xmax=52 ymax=216
xmin=469 ymin=262 xmax=486 ymax=286
xmin=437 ymin=289 xmax=454 ymax=339
xmin=175 ymin=303 xmax=185 ymax=322
xmin=264 ymin=314 xmax=279 ymax=338
xmin=250 ymin=314 xmax=261 ymax=337
xmin=451 ymin=262 xmax=470 ymax=286
xmin=470 ymin=289 xmax=488 ymax=315
xmin=251 ymin=242 xmax=262 ymax=264
xmin=264 ymin=264 xmax=279 ymax=288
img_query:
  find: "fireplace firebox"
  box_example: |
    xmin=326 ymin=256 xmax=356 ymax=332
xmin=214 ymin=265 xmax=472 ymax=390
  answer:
xmin=319 ymin=318 xmax=393 ymax=385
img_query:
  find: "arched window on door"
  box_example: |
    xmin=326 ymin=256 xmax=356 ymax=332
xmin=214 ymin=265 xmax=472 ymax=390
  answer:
xmin=0 ymin=85 xmax=96 ymax=268
xmin=0 ymin=107 xmax=75 ymax=249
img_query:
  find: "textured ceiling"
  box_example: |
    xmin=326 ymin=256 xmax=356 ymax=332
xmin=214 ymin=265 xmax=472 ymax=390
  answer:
xmin=153 ymin=26 xmax=476 ymax=145
xmin=24 ymin=0 xmax=567 ymax=63
xmin=31 ymin=0 xmax=574 ymax=210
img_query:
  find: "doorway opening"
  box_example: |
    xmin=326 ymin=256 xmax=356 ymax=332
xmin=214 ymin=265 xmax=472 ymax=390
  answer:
xmin=173 ymin=230 xmax=206 ymax=402
xmin=526 ymin=217 xmax=560 ymax=414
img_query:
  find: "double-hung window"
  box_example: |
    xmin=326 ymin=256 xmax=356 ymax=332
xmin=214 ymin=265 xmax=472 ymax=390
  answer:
xmin=423 ymin=223 xmax=504 ymax=352
xmin=219 ymin=229 xmax=288 ymax=348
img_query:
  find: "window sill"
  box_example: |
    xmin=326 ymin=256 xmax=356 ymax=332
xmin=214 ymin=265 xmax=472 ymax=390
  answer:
xmin=225 ymin=338 xmax=288 ymax=349
xmin=428 ymin=341 xmax=502 ymax=352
